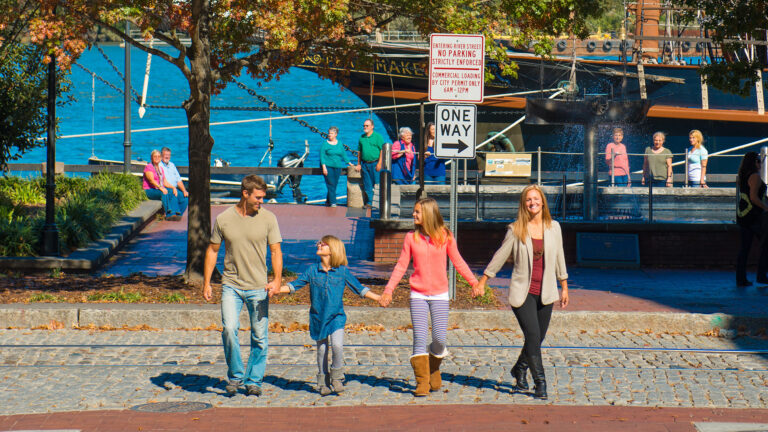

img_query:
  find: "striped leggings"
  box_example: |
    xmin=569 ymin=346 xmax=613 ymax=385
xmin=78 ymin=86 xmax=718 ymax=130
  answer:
xmin=316 ymin=328 xmax=344 ymax=374
xmin=409 ymin=298 xmax=449 ymax=356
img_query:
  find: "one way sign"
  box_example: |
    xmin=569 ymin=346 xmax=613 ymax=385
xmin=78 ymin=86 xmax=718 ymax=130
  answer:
xmin=434 ymin=104 xmax=476 ymax=159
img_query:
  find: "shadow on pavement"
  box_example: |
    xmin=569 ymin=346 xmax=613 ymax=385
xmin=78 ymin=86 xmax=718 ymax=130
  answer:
xmin=344 ymin=373 xmax=412 ymax=394
xmin=150 ymin=372 xmax=229 ymax=395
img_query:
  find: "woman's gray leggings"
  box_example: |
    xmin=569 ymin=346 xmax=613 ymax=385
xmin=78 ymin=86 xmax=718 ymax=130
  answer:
xmin=316 ymin=328 xmax=344 ymax=374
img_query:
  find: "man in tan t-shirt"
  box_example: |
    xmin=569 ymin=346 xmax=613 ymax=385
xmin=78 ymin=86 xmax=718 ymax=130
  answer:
xmin=203 ymin=175 xmax=283 ymax=397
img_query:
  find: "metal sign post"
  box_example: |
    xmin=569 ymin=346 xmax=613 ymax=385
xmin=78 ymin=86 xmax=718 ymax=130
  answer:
xmin=429 ymin=32 xmax=484 ymax=300
xmin=448 ymin=159 xmax=458 ymax=300
xmin=435 ymin=104 xmax=476 ymax=300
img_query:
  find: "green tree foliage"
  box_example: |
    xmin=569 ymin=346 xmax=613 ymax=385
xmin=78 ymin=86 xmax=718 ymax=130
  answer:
xmin=3 ymin=0 xmax=602 ymax=279
xmin=680 ymin=0 xmax=768 ymax=96
xmin=0 ymin=43 xmax=49 ymax=169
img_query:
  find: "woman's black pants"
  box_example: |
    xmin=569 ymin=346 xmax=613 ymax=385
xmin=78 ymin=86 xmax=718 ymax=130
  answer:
xmin=737 ymin=220 xmax=768 ymax=282
xmin=512 ymin=293 xmax=553 ymax=382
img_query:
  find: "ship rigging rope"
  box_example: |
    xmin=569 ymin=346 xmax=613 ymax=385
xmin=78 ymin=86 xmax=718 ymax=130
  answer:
xmin=54 ymin=88 xmax=560 ymax=140
xmin=95 ymin=44 xmax=142 ymax=102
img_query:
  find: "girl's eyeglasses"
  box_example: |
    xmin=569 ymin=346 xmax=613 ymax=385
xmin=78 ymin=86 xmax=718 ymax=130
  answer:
xmin=316 ymin=241 xmax=328 ymax=248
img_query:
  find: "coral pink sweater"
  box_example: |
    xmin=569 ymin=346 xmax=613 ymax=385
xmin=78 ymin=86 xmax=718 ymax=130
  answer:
xmin=384 ymin=231 xmax=478 ymax=296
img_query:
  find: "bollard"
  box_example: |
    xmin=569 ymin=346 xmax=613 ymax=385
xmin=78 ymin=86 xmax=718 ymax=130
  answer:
xmin=379 ymin=143 xmax=392 ymax=219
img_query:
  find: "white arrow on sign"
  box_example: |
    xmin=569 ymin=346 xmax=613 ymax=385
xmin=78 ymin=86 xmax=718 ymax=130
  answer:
xmin=434 ymin=104 xmax=477 ymax=159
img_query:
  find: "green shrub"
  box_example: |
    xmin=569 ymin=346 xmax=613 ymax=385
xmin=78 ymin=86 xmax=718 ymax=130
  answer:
xmin=0 ymin=173 xmax=146 ymax=256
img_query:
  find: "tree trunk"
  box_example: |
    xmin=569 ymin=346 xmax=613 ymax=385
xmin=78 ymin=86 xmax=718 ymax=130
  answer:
xmin=183 ymin=0 xmax=214 ymax=283
xmin=184 ymin=109 xmax=213 ymax=282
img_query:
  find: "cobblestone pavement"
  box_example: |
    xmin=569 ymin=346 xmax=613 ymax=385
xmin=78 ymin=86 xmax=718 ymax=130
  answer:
xmin=1 ymin=329 xmax=767 ymax=415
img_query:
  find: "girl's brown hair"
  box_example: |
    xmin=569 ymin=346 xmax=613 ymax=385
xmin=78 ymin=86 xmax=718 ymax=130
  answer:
xmin=511 ymin=185 xmax=552 ymax=240
xmin=413 ymin=197 xmax=450 ymax=246
xmin=321 ymin=235 xmax=348 ymax=268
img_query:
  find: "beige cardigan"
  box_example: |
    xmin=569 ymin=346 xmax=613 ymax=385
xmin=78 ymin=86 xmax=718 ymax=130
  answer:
xmin=483 ymin=221 xmax=568 ymax=308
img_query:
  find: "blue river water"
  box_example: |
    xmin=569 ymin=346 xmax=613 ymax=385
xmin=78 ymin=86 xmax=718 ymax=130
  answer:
xmin=15 ymin=45 xmax=388 ymax=202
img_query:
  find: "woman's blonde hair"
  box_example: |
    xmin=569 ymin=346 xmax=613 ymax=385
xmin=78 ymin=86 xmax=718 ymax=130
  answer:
xmin=689 ymin=129 xmax=703 ymax=148
xmin=150 ymin=149 xmax=161 ymax=163
xmin=321 ymin=235 xmax=348 ymax=268
xmin=511 ymin=185 xmax=552 ymax=240
xmin=413 ymin=197 xmax=450 ymax=246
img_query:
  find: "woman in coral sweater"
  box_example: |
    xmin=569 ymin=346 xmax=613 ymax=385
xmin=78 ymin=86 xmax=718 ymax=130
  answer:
xmin=379 ymin=197 xmax=479 ymax=396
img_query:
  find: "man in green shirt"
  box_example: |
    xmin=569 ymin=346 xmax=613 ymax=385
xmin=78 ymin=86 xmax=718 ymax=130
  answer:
xmin=203 ymin=175 xmax=283 ymax=397
xmin=355 ymin=119 xmax=387 ymax=208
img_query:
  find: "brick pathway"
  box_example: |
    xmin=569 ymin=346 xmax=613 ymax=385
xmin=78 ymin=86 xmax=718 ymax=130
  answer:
xmin=2 ymin=405 xmax=767 ymax=432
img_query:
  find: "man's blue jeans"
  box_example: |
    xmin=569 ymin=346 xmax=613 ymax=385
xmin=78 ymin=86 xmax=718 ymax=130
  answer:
xmin=360 ymin=161 xmax=378 ymax=206
xmin=145 ymin=188 xmax=179 ymax=216
xmin=221 ymin=285 xmax=269 ymax=387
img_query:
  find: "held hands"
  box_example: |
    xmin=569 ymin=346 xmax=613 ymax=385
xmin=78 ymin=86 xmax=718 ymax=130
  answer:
xmin=160 ymin=186 xmax=168 ymax=194
xmin=472 ymin=276 xmax=489 ymax=298
xmin=265 ymin=280 xmax=281 ymax=298
xmin=378 ymin=292 xmax=392 ymax=307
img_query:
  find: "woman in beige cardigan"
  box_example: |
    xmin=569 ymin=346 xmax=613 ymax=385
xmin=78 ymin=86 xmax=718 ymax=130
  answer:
xmin=474 ymin=185 xmax=569 ymax=400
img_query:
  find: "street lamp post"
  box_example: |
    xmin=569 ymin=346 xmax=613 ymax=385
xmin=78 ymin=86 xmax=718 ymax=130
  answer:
xmin=123 ymin=21 xmax=132 ymax=174
xmin=42 ymin=52 xmax=59 ymax=256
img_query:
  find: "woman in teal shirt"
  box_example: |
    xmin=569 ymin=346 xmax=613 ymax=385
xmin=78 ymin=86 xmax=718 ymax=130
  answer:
xmin=320 ymin=126 xmax=356 ymax=207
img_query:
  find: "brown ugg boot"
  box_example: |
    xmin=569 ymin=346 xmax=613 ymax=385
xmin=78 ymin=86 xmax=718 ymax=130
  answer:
xmin=409 ymin=354 xmax=430 ymax=397
xmin=428 ymin=353 xmax=443 ymax=391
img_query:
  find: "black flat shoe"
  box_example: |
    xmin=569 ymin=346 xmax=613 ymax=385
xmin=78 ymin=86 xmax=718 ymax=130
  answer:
xmin=737 ymin=280 xmax=753 ymax=287
xmin=756 ymin=276 xmax=768 ymax=285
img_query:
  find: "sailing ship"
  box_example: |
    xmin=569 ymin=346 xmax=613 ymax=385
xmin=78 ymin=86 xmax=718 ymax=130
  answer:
xmin=298 ymin=2 xmax=768 ymax=174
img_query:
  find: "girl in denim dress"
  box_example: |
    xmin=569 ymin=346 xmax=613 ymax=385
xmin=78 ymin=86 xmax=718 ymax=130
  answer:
xmin=275 ymin=235 xmax=381 ymax=395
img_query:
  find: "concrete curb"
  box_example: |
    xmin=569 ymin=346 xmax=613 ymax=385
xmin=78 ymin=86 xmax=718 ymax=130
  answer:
xmin=0 ymin=200 xmax=162 ymax=272
xmin=2 ymin=303 xmax=767 ymax=334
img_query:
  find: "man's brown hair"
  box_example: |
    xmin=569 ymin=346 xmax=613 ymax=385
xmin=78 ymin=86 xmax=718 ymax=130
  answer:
xmin=241 ymin=175 xmax=267 ymax=194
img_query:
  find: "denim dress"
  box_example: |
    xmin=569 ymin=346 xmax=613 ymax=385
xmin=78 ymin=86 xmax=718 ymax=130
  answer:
xmin=288 ymin=264 xmax=370 ymax=341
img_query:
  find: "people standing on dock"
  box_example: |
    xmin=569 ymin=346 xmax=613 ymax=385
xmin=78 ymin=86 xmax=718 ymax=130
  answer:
xmin=687 ymin=130 xmax=709 ymax=188
xmin=642 ymin=132 xmax=673 ymax=187
xmin=391 ymin=126 xmax=417 ymax=185
xmin=423 ymin=122 xmax=446 ymax=184
xmin=142 ymin=149 xmax=181 ymax=221
xmin=475 ymin=185 xmax=569 ymax=400
xmin=356 ymin=119 xmax=386 ymax=209
xmin=605 ymin=127 xmax=630 ymax=187
xmin=160 ymin=147 xmax=189 ymax=215
xmin=736 ymin=152 xmax=768 ymax=287
xmin=272 ymin=235 xmax=381 ymax=396
xmin=203 ymin=175 xmax=283 ymax=397
xmin=379 ymin=197 xmax=479 ymax=397
xmin=320 ymin=127 xmax=357 ymax=207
